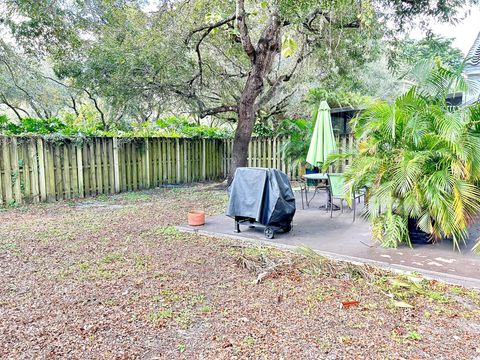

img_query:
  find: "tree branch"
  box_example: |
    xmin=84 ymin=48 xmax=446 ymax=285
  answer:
xmin=1 ymin=58 xmax=44 ymax=118
xmin=185 ymin=14 xmax=236 ymax=86
xmin=236 ymin=0 xmax=255 ymax=63
xmin=0 ymin=93 xmax=28 ymax=121
xmin=84 ymin=89 xmax=107 ymax=128
xmin=200 ymin=105 xmax=238 ymax=118
xmin=185 ymin=14 xmax=236 ymax=45
xmin=255 ymin=43 xmax=312 ymax=112
xmin=70 ymin=95 xmax=79 ymax=116
xmin=303 ymin=9 xmax=330 ymax=33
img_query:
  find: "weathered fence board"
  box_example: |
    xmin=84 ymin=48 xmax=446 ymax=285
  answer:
xmin=0 ymin=134 xmax=354 ymax=205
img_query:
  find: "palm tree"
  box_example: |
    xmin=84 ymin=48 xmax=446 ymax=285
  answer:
xmin=342 ymin=61 xmax=480 ymax=250
xmin=279 ymin=117 xmax=314 ymax=168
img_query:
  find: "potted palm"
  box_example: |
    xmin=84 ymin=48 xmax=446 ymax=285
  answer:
xmin=342 ymin=61 xmax=480 ymax=250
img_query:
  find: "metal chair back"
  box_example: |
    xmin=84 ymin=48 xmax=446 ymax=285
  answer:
xmin=327 ymin=173 xmax=345 ymax=198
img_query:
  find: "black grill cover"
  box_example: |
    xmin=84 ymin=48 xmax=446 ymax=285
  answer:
xmin=226 ymin=167 xmax=296 ymax=229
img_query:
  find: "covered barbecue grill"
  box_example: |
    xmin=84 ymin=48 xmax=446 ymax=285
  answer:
xmin=226 ymin=167 xmax=296 ymax=239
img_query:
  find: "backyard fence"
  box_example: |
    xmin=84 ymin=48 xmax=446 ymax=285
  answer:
xmin=0 ymin=134 xmax=354 ymax=205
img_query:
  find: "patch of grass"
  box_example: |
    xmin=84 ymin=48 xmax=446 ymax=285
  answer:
xmin=77 ymin=262 xmax=126 ymax=281
xmin=52 ymin=267 xmax=73 ymax=280
xmin=314 ymin=337 xmax=332 ymax=352
xmin=95 ymin=194 xmax=110 ymax=202
xmin=153 ymin=272 xmax=170 ymax=281
xmin=154 ymin=226 xmax=181 ymax=236
xmin=338 ymin=335 xmax=352 ymax=344
xmin=175 ymin=309 xmax=192 ymax=328
xmin=405 ymin=330 xmax=422 ymax=341
xmin=433 ymin=305 xmax=455 ymax=317
xmin=304 ymin=286 xmax=337 ymax=315
xmin=243 ymin=335 xmax=255 ymax=347
xmin=200 ymin=305 xmax=212 ymax=314
xmin=159 ymin=289 xmax=184 ymax=303
xmin=132 ymin=254 xmax=148 ymax=269
xmin=118 ymin=192 xmax=150 ymax=202
xmin=92 ymin=268 xmax=114 ymax=280
xmin=361 ymin=302 xmax=378 ymax=311
xmin=78 ymin=261 xmax=91 ymax=271
xmin=348 ymin=321 xmax=365 ymax=330
xmin=425 ymin=290 xmax=449 ymax=303
xmin=147 ymin=308 xmax=173 ymax=323
xmin=392 ymin=326 xmax=422 ymax=344
xmin=102 ymin=298 xmax=116 ymax=306
xmin=240 ymin=245 xmax=284 ymax=258
xmin=375 ymin=275 xmax=452 ymax=307
xmin=146 ymin=226 xmax=186 ymax=242
xmin=177 ymin=343 xmax=186 ymax=353
xmin=186 ymin=257 xmax=206 ymax=265
xmin=466 ymin=289 xmax=480 ymax=306
xmin=99 ymin=237 xmax=111 ymax=245
xmin=0 ymin=240 xmax=18 ymax=253
xmin=449 ymin=287 xmax=463 ymax=295
xmin=189 ymin=294 xmax=205 ymax=306
xmin=36 ymin=228 xmax=77 ymax=242
xmin=101 ymin=252 xmax=124 ymax=264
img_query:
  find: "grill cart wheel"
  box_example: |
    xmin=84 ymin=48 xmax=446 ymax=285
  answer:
xmin=264 ymin=227 xmax=275 ymax=239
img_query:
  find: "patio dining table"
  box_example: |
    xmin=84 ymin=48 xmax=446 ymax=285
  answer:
xmin=302 ymin=173 xmax=330 ymax=208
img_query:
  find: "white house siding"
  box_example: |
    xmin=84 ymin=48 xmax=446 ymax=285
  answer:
xmin=465 ymin=31 xmax=480 ymax=104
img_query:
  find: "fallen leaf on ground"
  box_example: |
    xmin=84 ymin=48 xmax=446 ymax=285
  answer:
xmin=393 ymin=301 xmax=414 ymax=309
xmin=342 ymin=300 xmax=360 ymax=308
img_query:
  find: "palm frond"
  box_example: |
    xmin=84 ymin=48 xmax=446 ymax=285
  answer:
xmin=348 ymin=61 xmax=480 ymax=250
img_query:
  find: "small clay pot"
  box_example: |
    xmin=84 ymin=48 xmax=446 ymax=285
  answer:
xmin=188 ymin=210 xmax=205 ymax=226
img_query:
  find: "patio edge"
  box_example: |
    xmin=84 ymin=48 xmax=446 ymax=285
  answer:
xmin=177 ymin=224 xmax=480 ymax=289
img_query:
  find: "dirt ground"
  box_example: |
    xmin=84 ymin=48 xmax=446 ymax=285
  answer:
xmin=1 ymin=183 xmax=479 ymax=359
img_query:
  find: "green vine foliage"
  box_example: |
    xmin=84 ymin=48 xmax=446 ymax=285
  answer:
xmin=0 ymin=114 xmax=232 ymax=139
xmin=278 ymin=118 xmax=313 ymax=168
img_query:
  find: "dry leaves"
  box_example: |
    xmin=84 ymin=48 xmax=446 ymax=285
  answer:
xmin=0 ymin=184 xmax=479 ymax=359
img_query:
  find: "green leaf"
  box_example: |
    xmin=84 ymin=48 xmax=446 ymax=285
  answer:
xmin=281 ymin=35 xmax=298 ymax=58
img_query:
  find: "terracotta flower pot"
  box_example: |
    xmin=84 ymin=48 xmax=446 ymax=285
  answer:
xmin=188 ymin=210 xmax=205 ymax=226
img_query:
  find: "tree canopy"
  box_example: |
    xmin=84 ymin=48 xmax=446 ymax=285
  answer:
xmin=1 ymin=0 xmax=478 ymax=176
xmin=395 ymin=35 xmax=465 ymax=70
xmin=2 ymin=0 xmax=475 ymax=126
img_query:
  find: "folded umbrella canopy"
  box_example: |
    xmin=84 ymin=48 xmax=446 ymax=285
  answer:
xmin=306 ymin=100 xmax=337 ymax=167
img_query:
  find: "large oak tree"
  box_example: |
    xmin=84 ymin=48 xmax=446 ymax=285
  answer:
xmin=3 ymin=0 xmax=479 ymax=181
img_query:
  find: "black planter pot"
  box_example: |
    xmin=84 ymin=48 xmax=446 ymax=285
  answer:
xmin=407 ymin=218 xmax=432 ymax=245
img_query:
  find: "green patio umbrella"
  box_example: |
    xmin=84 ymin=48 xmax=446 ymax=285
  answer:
xmin=306 ymin=100 xmax=337 ymax=167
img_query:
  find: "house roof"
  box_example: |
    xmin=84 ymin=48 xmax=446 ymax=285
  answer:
xmin=465 ymin=31 xmax=480 ymax=75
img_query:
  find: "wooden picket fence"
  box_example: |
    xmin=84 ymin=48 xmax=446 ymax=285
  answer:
xmin=0 ymin=134 xmax=354 ymax=205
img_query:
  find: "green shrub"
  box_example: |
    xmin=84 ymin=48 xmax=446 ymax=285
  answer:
xmin=277 ymin=118 xmax=312 ymax=167
xmin=343 ymin=61 xmax=480 ymax=249
xmin=0 ymin=114 xmax=232 ymax=139
xmin=0 ymin=116 xmax=66 ymax=135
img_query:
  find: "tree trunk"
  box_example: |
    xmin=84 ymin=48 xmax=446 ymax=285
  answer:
xmin=230 ymin=79 xmax=258 ymax=182
xmin=228 ymin=8 xmax=281 ymax=184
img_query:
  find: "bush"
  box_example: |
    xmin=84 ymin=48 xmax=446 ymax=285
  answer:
xmin=0 ymin=116 xmax=66 ymax=135
xmin=277 ymin=118 xmax=312 ymax=167
xmin=155 ymin=115 xmax=231 ymax=138
xmin=0 ymin=114 xmax=232 ymax=139
xmin=343 ymin=62 xmax=480 ymax=250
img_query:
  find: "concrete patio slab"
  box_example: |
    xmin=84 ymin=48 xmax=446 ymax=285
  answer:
xmin=178 ymin=191 xmax=480 ymax=288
